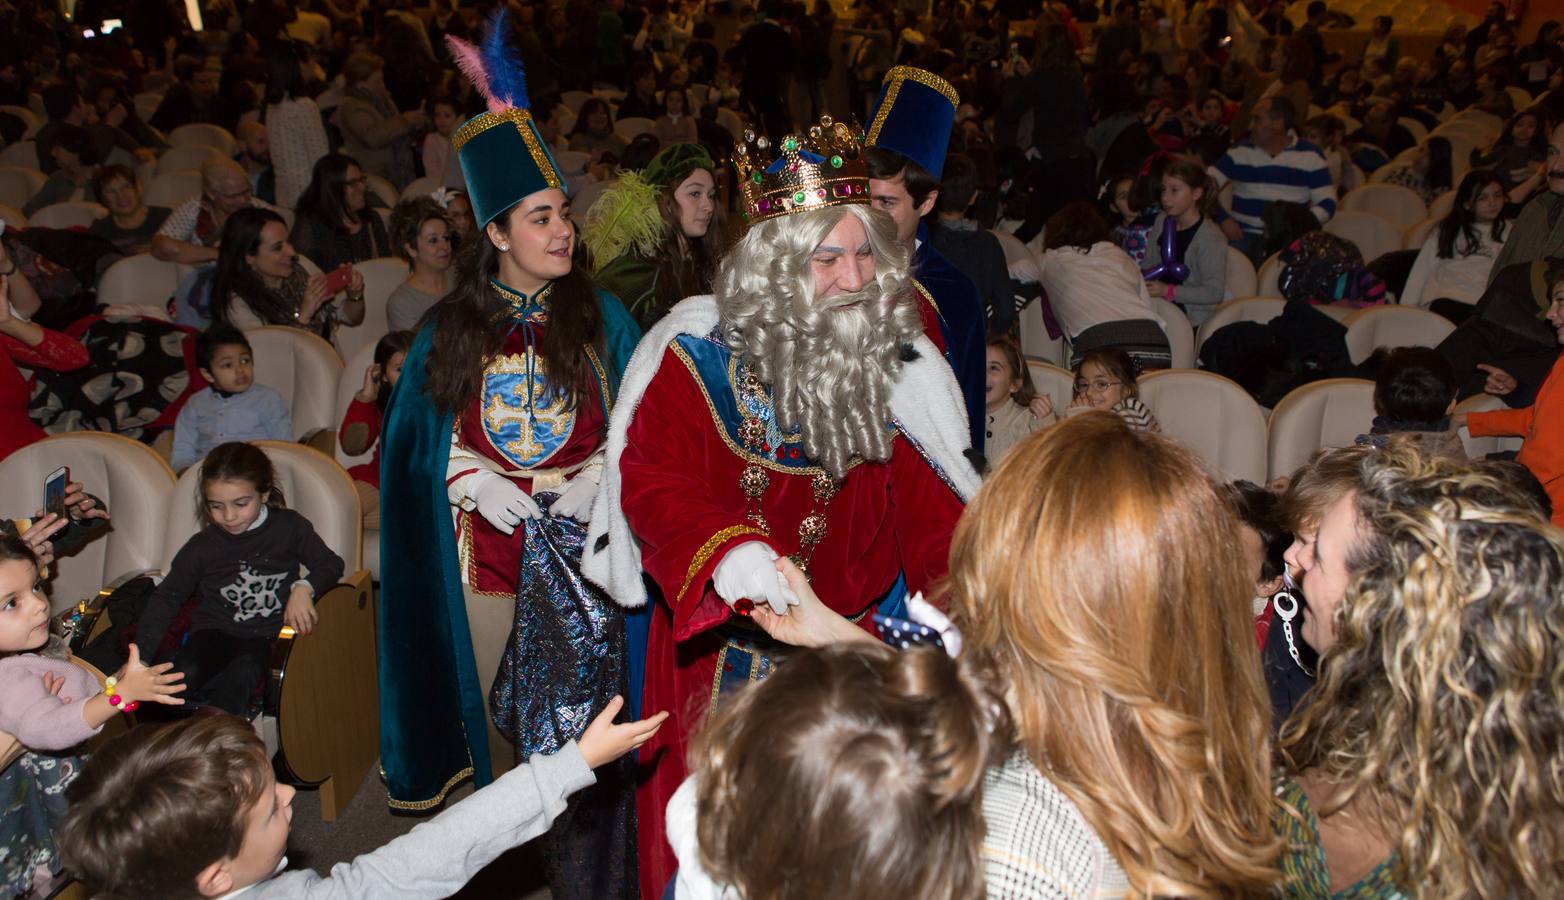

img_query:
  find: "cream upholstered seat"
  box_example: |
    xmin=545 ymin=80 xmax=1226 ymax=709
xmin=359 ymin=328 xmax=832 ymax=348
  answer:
xmin=1195 ymin=296 xmax=1285 ymax=353
xmin=28 ymin=201 xmax=107 ymax=230
xmin=0 ymin=141 xmax=40 ymax=169
xmin=1426 ymin=189 xmax=1456 ymax=223
xmin=1256 ymin=252 xmax=1283 ymax=298
xmin=245 ymin=326 xmax=346 ymax=442
xmin=1402 ymin=217 xmax=1438 ymax=253
xmin=333 ymin=343 xmax=381 ymax=578
xmin=332 ymin=257 xmax=408 ymax=362
xmin=1149 ymin=300 xmax=1195 ymax=369
xmin=1224 ymin=246 xmax=1257 ymax=299
xmin=1025 ymin=360 xmax=1075 ymax=413
xmin=399 ymin=174 xmax=442 ymax=201
xmin=0 ymin=165 xmax=45 ymax=209
xmin=167 ymin=441 xmax=375 ymax=819
xmin=97 ymin=253 xmax=183 ymax=308
xmin=1455 ymin=393 xmax=1525 ymax=458
xmin=0 ymin=203 xmax=25 ymax=230
xmin=1323 ymin=210 xmax=1402 ymax=263
xmin=0 ymin=433 xmax=175 ymax=615
xmin=1266 ymin=378 xmax=1377 ymax=480
xmin=1341 ymin=183 xmax=1428 ymax=229
xmin=553 ymin=151 xmax=591 ymax=177
xmin=364 ymin=174 xmax=399 ymax=210
xmin=614 ymin=116 xmax=655 ymax=141
xmin=1342 ymin=305 xmax=1456 ymax=364
xmin=156 ymin=144 xmax=224 ymax=176
xmin=1137 ymin=369 xmax=1267 ymax=483
xmin=144 ymin=169 xmax=203 ymax=208
xmin=166 ymin=123 xmax=238 ymax=155
xmin=0 ymin=104 xmax=40 ymax=137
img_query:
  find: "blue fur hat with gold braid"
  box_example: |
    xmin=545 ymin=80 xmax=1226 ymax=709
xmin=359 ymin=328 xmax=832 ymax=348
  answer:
xmin=445 ymin=10 xmax=566 ymax=227
xmin=864 ymin=66 xmax=960 ymax=179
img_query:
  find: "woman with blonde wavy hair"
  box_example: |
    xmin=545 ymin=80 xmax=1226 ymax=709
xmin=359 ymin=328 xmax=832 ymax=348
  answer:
xmin=1276 ymin=447 xmax=1564 ymax=897
xmin=750 ymin=412 xmax=1282 ymax=896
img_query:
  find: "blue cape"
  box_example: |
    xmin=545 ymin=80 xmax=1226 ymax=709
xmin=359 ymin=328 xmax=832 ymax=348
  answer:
xmin=377 ymin=288 xmax=641 ymax=809
xmin=916 ymin=225 xmax=988 ymax=455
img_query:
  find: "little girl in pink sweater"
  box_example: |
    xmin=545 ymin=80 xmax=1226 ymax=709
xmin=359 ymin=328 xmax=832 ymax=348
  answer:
xmin=0 ymin=533 xmax=185 ymax=897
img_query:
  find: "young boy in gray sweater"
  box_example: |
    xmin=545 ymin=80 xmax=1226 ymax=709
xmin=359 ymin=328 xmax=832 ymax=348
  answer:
xmin=57 ymin=700 xmax=665 ymax=899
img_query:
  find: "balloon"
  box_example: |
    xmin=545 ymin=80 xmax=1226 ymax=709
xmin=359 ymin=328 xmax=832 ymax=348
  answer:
xmin=1141 ymin=215 xmax=1189 ymax=285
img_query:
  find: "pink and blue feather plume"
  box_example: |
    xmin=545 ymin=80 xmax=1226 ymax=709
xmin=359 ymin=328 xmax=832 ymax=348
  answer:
xmin=444 ymin=9 xmax=531 ymax=115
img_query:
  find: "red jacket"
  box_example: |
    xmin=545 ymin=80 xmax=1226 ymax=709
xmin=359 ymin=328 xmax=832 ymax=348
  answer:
xmin=0 ymin=327 xmax=88 ymax=463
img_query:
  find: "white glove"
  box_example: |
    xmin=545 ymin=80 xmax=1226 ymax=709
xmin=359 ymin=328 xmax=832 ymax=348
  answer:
xmin=548 ymin=472 xmax=599 ymax=522
xmin=468 ymin=471 xmax=541 ymax=535
xmin=712 ymin=541 xmax=799 ymax=616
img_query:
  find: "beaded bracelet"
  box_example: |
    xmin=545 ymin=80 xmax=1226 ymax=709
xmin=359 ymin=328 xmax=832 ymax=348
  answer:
xmin=103 ymin=676 xmax=140 ymax=713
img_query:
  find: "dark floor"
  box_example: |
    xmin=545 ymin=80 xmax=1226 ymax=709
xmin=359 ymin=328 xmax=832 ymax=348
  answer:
xmin=285 ymin=762 xmax=550 ymax=900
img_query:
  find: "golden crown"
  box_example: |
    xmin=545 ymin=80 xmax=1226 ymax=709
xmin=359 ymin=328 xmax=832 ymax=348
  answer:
xmin=734 ymin=115 xmax=869 ymax=224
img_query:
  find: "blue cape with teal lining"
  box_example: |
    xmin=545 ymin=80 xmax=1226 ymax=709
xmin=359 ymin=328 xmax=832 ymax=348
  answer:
xmin=917 ymin=223 xmax=988 ymax=455
xmin=376 ymin=287 xmax=642 ymax=808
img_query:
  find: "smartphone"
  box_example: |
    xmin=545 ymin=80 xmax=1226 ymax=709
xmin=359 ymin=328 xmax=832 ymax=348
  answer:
xmin=322 ymin=263 xmax=354 ymax=296
xmin=44 ymin=466 xmax=69 ymax=518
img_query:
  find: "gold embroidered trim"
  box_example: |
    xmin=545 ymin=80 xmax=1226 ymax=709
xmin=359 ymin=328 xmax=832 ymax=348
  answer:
xmin=491 ymin=279 xmax=553 ymax=316
xmin=384 ymin=765 xmax=474 ymax=811
xmin=707 ymin=643 xmax=729 ymax=717
xmin=584 ymin=344 xmax=611 ymax=413
xmin=866 ymin=67 xmax=960 ymax=146
xmin=451 ymin=109 xmax=562 ymax=189
xmin=676 ymin=525 xmax=768 ymax=607
xmin=670 ymin=342 xmax=863 ymax=475
xmin=913 ymin=278 xmax=942 ymax=320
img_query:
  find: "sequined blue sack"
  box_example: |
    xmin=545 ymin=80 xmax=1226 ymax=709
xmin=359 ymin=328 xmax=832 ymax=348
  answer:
xmin=490 ymin=494 xmax=627 ymax=759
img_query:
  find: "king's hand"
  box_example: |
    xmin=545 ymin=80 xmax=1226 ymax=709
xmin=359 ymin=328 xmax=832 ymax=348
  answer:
xmin=712 ymin=541 xmax=799 ymax=616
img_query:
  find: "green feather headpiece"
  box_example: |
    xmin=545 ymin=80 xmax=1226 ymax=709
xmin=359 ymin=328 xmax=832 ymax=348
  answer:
xmin=582 ymin=143 xmax=715 ymax=271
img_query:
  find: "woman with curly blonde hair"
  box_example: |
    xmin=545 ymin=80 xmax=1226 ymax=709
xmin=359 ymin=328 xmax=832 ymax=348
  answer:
xmin=748 ymin=412 xmax=1283 ymax=896
xmin=1277 ymin=447 xmax=1564 ymax=897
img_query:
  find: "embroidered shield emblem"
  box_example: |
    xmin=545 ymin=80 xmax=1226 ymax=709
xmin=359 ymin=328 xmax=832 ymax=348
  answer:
xmin=481 ymin=350 xmax=574 ymax=469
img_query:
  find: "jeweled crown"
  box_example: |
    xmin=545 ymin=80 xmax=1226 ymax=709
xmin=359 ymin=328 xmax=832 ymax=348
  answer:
xmin=734 ymin=115 xmax=869 ymax=224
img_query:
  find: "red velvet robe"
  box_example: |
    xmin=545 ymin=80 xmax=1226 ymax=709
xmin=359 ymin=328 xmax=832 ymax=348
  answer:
xmin=619 ymin=337 xmax=965 ymax=900
xmin=449 ymin=308 xmax=610 ymax=599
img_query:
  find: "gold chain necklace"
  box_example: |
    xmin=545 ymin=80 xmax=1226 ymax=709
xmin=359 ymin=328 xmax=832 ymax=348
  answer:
xmin=735 ymin=368 xmax=838 ymax=575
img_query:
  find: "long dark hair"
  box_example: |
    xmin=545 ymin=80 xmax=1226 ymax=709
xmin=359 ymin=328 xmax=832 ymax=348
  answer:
xmin=296 ymin=153 xmax=364 ymax=229
xmin=648 ymin=166 xmax=727 ymax=320
xmin=1491 ymin=108 xmax=1547 ymax=158
xmin=263 ymin=39 xmax=311 ymax=107
xmin=423 ymin=203 xmax=604 ymax=414
xmin=198 ymin=441 xmax=286 ymax=521
xmin=1423 ymin=136 xmax=1454 ymax=196
xmin=1437 ymin=168 xmax=1511 ymax=258
xmin=210 ymin=207 xmax=297 ymax=328
xmin=373 ymin=330 xmax=415 ymax=413
xmin=572 ymin=98 xmax=614 ymax=137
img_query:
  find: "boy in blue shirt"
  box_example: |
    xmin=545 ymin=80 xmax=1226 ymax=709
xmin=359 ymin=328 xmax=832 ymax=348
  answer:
xmin=171 ymin=328 xmax=291 ymax=471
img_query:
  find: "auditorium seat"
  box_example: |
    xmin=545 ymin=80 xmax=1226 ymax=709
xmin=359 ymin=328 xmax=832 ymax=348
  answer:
xmin=245 ymin=326 xmax=346 ymax=444
xmin=1342 ymin=305 xmax=1457 ymax=364
xmin=1341 ymin=183 xmax=1427 ymax=229
xmin=1455 ymin=393 xmax=1524 ymax=458
xmin=144 ymin=169 xmax=203 ymax=208
xmin=1137 ymin=369 xmax=1268 ymax=483
xmin=27 ymin=201 xmax=107 ymax=230
xmin=0 ymin=104 xmax=40 ymax=138
xmin=1426 ymin=189 xmax=1456 ymax=223
xmin=1324 ymin=210 xmax=1402 ymax=263
xmin=553 ymin=150 xmax=591 ymax=177
xmin=1195 ymin=296 xmax=1286 ymax=353
xmin=0 ymin=141 xmax=40 ymax=169
xmin=1149 ymin=300 xmax=1196 ymax=369
xmin=1266 ymin=378 xmax=1377 ymax=479
xmin=1402 ymin=217 xmax=1438 ymax=253
xmin=0 ymin=203 xmax=26 ymax=230
xmin=0 ymin=433 xmax=175 ymax=615
xmin=362 ymin=173 xmax=398 ymax=210
xmin=1025 ymin=359 xmax=1074 ymax=413
xmin=166 ymin=123 xmax=238 ymax=156
xmin=561 ymin=90 xmax=593 ymax=113
xmin=0 ymin=164 xmax=46 ymax=209
xmin=156 ymin=144 xmax=224 ymax=176
xmin=97 ymin=254 xmax=183 ymax=308
xmin=399 ymin=174 xmax=442 ymax=201
xmin=614 ymin=116 xmax=655 ymax=142
xmin=1224 ymin=246 xmax=1257 ymax=299
xmin=333 ymin=257 xmax=407 ymax=363
xmin=1257 ymin=252 xmax=1283 ymax=297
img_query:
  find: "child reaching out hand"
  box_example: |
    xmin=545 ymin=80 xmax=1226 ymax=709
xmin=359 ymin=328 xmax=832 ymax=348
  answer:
xmin=58 ymin=700 xmax=667 ymax=899
xmin=134 ymin=442 xmax=344 ymax=717
xmin=0 ymin=533 xmax=184 ymax=899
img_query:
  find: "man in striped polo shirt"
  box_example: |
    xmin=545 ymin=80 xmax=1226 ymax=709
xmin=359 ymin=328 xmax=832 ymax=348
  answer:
xmin=1207 ymin=97 xmax=1336 ymax=263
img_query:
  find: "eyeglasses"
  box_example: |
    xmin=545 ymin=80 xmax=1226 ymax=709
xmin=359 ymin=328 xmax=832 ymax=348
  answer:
xmin=1074 ymin=378 xmax=1123 ymax=394
xmin=345 ymin=177 xmax=368 ymax=188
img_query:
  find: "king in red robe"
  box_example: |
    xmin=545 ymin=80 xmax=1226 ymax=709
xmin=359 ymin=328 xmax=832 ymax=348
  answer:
xmin=583 ymin=115 xmax=980 ymax=900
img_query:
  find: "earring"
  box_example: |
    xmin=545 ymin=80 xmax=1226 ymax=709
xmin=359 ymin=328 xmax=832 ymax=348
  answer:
xmin=498 ymin=244 xmax=510 ymax=252
xmin=1272 ymin=565 xmax=1314 ymax=678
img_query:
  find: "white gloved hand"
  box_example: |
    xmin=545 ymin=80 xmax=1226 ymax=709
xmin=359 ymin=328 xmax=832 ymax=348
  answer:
xmin=548 ymin=472 xmax=599 ymax=522
xmin=469 ymin=471 xmax=541 ymax=535
xmin=712 ymin=541 xmax=800 ymax=616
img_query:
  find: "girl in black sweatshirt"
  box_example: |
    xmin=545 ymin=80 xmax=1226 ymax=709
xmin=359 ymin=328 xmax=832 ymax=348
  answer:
xmin=135 ymin=442 xmax=344 ymax=716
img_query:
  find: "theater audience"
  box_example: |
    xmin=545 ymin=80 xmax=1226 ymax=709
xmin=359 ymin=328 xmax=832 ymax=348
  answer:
xmin=151 ymin=158 xmax=281 ymax=266
xmin=1355 ymin=347 xmax=1465 ymax=460
xmin=0 ymin=266 xmax=87 ymax=464
xmin=1141 ymin=159 xmax=1227 ymax=327
xmin=233 ymin=121 xmax=275 ymax=206
xmin=385 ymin=196 xmax=454 ymax=332
xmin=1209 ymin=96 xmax=1336 ymax=262
xmin=1403 ymin=169 xmax=1510 ymax=319
xmin=1036 ymin=202 xmax=1168 ymax=369
xmin=169 ymin=328 xmax=291 ymax=472
xmin=1379 ymin=136 xmax=1453 ymax=204
xmin=209 ymin=207 xmax=364 ymax=342
xmin=23 ymin=125 xmax=99 ymax=216
xmin=336 ymin=52 xmax=426 ymax=188
xmin=1490 ymin=120 xmax=1564 ymax=277
xmin=264 ymin=40 xmax=332 ymax=210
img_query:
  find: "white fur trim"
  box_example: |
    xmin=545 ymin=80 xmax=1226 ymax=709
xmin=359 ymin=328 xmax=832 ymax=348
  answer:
xmin=582 ymin=296 xmax=980 ymax=608
xmin=665 ymin=777 xmax=737 ymax=900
